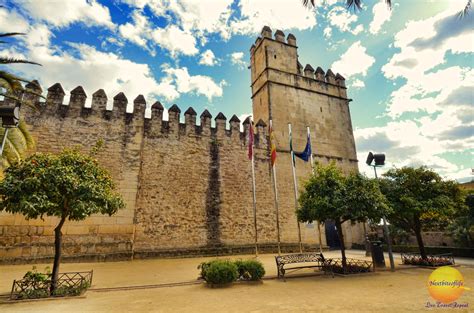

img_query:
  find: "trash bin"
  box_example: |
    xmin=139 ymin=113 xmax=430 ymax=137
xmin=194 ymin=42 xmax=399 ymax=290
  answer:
xmin=371 ymin=241 xmax=386 ymax=268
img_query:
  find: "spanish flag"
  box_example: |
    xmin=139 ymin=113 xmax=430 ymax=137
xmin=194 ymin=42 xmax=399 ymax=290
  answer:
xmin=269 ymin=120 xmax=277 ymax=167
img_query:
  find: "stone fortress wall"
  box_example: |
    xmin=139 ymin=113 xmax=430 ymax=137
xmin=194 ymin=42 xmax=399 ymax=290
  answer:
xmin=0 ymin=27 xmax=364 ymax=263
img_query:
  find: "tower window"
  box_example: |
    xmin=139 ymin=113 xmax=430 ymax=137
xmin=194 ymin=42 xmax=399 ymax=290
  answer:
xmin=320 ymin=107 xmax=322 ymax=113
xmin=274 ymin=54 xmax=277 ymax=59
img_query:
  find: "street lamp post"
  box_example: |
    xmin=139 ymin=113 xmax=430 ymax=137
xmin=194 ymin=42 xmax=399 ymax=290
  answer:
xmin=366 ymin=152 xmax=395 ymax=272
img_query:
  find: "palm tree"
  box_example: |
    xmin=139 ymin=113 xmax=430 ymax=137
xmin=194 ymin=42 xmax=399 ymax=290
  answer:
xmin=303 ymin=0 xmax=471 ymax=16
xmin=0 ymin=32 xmax=41 ymax=173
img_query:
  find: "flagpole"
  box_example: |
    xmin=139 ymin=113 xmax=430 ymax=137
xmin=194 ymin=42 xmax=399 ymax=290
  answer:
xmin=307 ymin=126 xmax=323 ymax=254
xmin=289 ymin=123 xmax=303 ymax=253
xmin=249 ymin=118 xmax=258 ymax=257
xmin=270 ymin=120 xmax=281 ymax=255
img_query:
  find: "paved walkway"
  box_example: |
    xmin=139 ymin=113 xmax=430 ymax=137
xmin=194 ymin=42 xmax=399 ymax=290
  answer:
xmin=0 ymin=250 xmax=472 ymax=312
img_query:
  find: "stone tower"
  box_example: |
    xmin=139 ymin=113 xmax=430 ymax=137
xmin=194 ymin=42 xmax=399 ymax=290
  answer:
xmin=250 ymin=26 xmax=362 ymax=247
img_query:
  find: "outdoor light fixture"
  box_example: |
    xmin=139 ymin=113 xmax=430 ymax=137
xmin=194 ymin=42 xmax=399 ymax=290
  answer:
xmin=0 ymin=103 xmax=21 ymax=128
xmin=366 ymin=151 xmax=395 ymax=272
xmin=0 ymin=102 xmax=22 ymax=157
xmin=366 ymin=152 xmax=385 ymax=167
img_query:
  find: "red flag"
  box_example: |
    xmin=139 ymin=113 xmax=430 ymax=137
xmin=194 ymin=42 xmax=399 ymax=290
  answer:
xmin=248 ymin=121 xmax=254 ymax=160
xmin=270 ymin=123 xmax=277 ymax=167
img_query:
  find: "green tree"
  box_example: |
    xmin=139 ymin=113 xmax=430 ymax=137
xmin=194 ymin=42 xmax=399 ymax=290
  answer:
xmin=297 ymin=162 xmax=389 ymax=270
xmin=448 ymin=190 xmax=474 ymax=247
xmin=0 ymin=147 xmax=125 ymax=293
xmin=380 ymin=167 xmax=465 ymax=259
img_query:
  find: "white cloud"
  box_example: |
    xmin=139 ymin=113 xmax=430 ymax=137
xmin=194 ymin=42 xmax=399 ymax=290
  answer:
xmin=117 ymin=9 xmax=199 ymax=57
xmin=167 ymin=0 xmax=234 ymax=40
xmin=118 ymin=0 xmax=317 ymax=57
xmin=0 ymin=8 xmax=29 ymax=33
xmin=355 ymin=114 xmax=474 ymax=181
xmin=230 ymin=52 xmax=247 ymax=70
xmin=326 ymin=7 xmax=363 ymax=35
xmin=351 ymin=79 xmax=365 ymax=88
xmin=369 ymin=1 xmax=392 ymax=34
xmin=118 ymin=10 xmax=150 ymax=48
xmin=9 ymin=24 xmax=224 ymax=112
xmin=357 ymin=2 xmax=474 ymax=181
xmin=323 ymin=26 xmax=332 ymax=39
xmin=383 ymin=7 xmax=473 ymax=82
xmin=151 ymin=25 xmax=199 ymax=57
xmin=331 ymin=41 xmax=375 ymax=78
xmin=386 ymin=66 xmax=474 ymax=117
xmin=13 ymin=0 xmax=114 ymax=29
xmin=230 ymin=0 xmax=317 ymax=35
xmin=382 ymin=6 xmax=474 ymax=117
xmin=162 ymin=66 xmax=226 ymax=100
xmin=199 ymin=49 xmax=218 ymax=66
xmin=121 ymin=0 xmax=234 ymax=40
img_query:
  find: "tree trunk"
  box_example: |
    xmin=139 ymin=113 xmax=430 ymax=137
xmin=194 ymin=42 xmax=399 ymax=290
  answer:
xmin=413 ymin=217 xmax=427 ymax=260
xmin=335 ymin=219 xmax=347 ymax=272
xmin=50 ymin=215 xmax=67 ymax=294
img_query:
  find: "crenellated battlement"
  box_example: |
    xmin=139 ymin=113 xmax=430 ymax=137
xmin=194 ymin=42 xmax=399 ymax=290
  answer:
xmin=20 ymin=82 xmax=268 ymax=147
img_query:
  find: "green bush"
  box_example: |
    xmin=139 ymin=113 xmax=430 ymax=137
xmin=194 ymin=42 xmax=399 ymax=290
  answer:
xmin=198 ymin=259 xmax=265 ymax=284
xmin=198 ymin=260 xmax=238 ymax=285
xmin=52 ymin=282 xmax=90 ymax=297
xmin=234 ymin=259 xmax=265 ymax=281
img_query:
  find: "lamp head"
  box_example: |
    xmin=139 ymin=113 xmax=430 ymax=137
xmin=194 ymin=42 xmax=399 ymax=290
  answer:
xmin=0 ymin=104 xmax=20 ymax=128
xmin=366 ymin=152 xmax=374 ymax=166
xmin=374 ymin=154 xmax=385 ymax=166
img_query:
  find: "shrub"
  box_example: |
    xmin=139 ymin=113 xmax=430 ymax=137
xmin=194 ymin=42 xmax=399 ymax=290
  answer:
xmin=234 ymin=259 xmax=265 ymax=281
xmin=198 ymin=260 xmax=238 ymax=285
xmin=52 ymin=282 xmax=90 ymax=297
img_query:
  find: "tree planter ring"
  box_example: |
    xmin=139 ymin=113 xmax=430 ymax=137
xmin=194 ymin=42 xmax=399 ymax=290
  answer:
xmin=10 ymin=270 xmax=93 ymax=300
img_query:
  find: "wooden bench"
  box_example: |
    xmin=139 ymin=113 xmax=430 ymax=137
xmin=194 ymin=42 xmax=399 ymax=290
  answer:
xmin=275 ymin=252 xmax=333 ymax=279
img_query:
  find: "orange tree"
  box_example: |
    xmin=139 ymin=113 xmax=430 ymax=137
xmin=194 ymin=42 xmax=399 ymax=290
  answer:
xmin=0 ymin=148 xmax=124 ymax=293
xmin=297 ymin=162 xmax=389 ymax=271
xmin=380 ymin=167 xmax=465 ymax=259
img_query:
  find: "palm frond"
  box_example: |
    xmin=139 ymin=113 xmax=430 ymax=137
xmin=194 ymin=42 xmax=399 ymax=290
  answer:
xmin=0 ymin=70 xmax=34 ymax=86
xmin=0 ymin=57 xmax=41 ymax=66
xmin=6 ymin=127 xmax=28 ymax=159
xmin=346 ymin=0 xmax=391 ymax=10
xmin=18 ymin=120 xmax=35 ymax=150
xmin=0 ymin=72 xmax=25 ymax=93
xmin=302 ymin=0 xmax=315 ymax=8
xmin=0 ymin=92 xmax=22 ymax=102
xmin=0 ymin=32 xmax=26 ymax=38
xmin=458 ymin=0 xmax=472 ymax=18
xmin=0 ymin=120 xmax=36 ymax=170
xmin=24 ymin=89 xmax=45 ymax=99
xmin=346 ymin=0 xmax=363 ymax=10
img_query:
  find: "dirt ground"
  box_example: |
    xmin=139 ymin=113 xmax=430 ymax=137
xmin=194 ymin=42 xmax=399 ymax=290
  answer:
xmin=0 ymin=250 xmax=472 ymax=313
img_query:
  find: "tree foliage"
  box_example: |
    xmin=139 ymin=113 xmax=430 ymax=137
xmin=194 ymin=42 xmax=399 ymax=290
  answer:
xmin=0 ymin=148 xmax=125 ymax=292
xmin=297 ymin=162 xmax=389 ymax=269
xmin=448 ymin=190 xmax=474 ymax=247
xmin=0 ymin=148 xmax=124 ymax=220
xmin=297 ymin=162 xmax=389 ymax=224
xmin=380 ymin=166 xmax=465 ymax=258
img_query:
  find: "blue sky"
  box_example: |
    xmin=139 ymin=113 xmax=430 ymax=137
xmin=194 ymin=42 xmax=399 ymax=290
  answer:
xmin=0 ymin=0 xmax=472 ymax=181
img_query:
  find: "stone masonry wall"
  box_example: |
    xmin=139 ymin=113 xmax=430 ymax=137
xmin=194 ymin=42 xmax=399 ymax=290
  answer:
xmin=0 ymin=28 xmax=364 ymax=263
